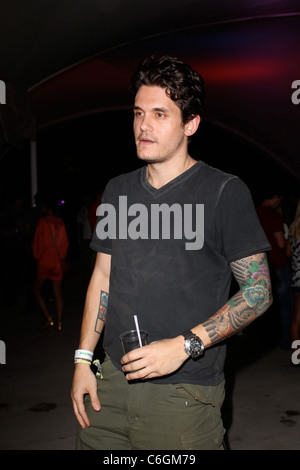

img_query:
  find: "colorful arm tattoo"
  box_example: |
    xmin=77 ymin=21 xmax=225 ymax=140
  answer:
xmin=203 ymin=253 xmax=273 ymax=345
xmin=94 ymin=290 xmax=109 ymax=334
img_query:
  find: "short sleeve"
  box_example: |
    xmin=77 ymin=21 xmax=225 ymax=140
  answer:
xmin=89 ymin=182 xmax=113 ymax=254
xmin=215 ymin=177 xmax=271 ymax=262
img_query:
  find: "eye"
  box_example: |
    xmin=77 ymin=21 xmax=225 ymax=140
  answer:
xmin=134 ymin=110 xmax=144 ymax=118
xmin=155 ymin=112 xmax=165 ymax=118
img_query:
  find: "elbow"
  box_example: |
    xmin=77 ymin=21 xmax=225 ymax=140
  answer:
xmin=250 ymin=286 xmax=273 ymax=321
xmin=259 ymin=288 xmax=273 ymax=318
xmin=269 ymin=290 xmax=274 ymax=309
xmin=267 ymin=285 xmax=274 ymax=311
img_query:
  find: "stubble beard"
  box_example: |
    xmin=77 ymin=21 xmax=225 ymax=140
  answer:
xmin=136 ymin=135 xmax=186 ymax=166
xmin=136 ymin=144 xmax=170 ymax=165
xmin=137 ymin=153 xmax=168 ymax=165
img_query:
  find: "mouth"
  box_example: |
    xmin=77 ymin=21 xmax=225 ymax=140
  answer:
xmin=138 ymin=135 xmax=156 ymax=145
xmin=138 ymin=139 xmax=155 ymax=147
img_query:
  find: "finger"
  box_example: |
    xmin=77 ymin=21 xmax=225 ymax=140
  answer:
xmin=121 ymin=344 xmax=150 ymax=365
xmin=121 ymin=352 xmax=136 ymax=365
xmin=72 ymin=400 xmax=87 ymax=429
xmin=125 ymin=365 xmax=153 ymax=381
xmin=72 ymin=399 xmax=89 ymax=429
xmin=122 ymin=357 xmax=145 ymax=373
xmin=72 ymin=396 xmax=91 ymax=429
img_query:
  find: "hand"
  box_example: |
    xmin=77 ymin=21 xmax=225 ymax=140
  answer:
xmin=121 ymin=336 xmax=189 ymax=381
xmin=71 ymin=363 xmax=100 ymax=429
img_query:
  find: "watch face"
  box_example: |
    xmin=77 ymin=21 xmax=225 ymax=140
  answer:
xmin=185 ymin=337 xmax=204 ymax=358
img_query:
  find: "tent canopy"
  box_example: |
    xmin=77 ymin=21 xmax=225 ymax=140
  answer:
xmin=0 ymin=0 xmax=299 ymax=181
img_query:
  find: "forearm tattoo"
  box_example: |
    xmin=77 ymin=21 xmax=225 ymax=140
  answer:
xmin=203 ymin=253 xmax=272 ymax=345
xmin=94 ymin=290 xmax=108 ymax=334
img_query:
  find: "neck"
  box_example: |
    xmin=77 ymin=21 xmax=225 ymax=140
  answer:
xmin=147 ymin=155 xmax=195 ymax=189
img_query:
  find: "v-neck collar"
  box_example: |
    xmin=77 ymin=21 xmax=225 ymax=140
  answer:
xmin=140 ymin=160 xmax=203 ymax=198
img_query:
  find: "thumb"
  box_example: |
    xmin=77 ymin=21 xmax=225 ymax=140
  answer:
xmin=90 ymin=390 xmax=101 ymax=411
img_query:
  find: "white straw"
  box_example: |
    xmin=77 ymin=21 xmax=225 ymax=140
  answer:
xmin=134 ymin=315 xmax=142 ymax=347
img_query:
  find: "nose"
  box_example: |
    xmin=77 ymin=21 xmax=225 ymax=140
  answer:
xmin=140 ymin=114 xmax=153 ymax=132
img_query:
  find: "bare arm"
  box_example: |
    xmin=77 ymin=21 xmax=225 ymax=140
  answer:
xmin=71 ymin=251 xmax=111 ymax=428
xmin=77 ymin=252 xmax=111 ymax=350
xmin=198 ymin=252 xmax=273 ymax=346
xmin=122 ymin=252 xmax=273 ymax=380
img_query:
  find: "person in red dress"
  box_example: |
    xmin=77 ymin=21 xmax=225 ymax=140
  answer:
xmin=32 ymin=198 xmax=69 ymax=330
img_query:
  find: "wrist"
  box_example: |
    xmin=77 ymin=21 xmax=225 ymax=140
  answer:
xmin=175 ymin=335 xmax=190 ymax=360
xmin=181 ymin=330 xmax=204 ymax=359
xmin=74 ymin=348 xmax=93 ymax=365
xmin=74 ymin=361 xmax=92 ymax=368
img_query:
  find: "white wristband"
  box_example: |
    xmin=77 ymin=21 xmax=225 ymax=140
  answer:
xmin=74 ymin=349 xmax=93 ymax=361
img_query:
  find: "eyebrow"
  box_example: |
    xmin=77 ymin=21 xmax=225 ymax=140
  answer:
xmin=133 ymin=105 xmax=169 ymax=113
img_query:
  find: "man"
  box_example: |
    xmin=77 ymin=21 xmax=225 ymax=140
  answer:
xmin=71 ymin=56 xmax=272 ymax=450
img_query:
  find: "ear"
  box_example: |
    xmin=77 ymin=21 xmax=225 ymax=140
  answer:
xmin=184 ymin=115 xmax=201 ymax=137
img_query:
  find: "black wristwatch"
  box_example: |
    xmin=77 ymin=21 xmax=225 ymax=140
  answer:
xmin=182 ymin=330 xmax=204 ymax=358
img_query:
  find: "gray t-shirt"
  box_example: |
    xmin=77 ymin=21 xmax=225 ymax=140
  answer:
xmin=90 ymin=161 xmax=270 ymax=385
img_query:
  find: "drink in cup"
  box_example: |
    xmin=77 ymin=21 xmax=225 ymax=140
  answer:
xmin=119 ymin=329 xmax=148 ymax=354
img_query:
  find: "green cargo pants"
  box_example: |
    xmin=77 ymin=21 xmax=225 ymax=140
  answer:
xmin=76 ymin=356 xmax=225 ymax=450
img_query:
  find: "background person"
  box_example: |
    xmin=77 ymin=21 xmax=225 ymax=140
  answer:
xmin=32 ymin=196 xmax=69 ymax=330
xmin=256 ymin=190 xmax=293 ymax=348
xmin=289 ymin=200 xmax=300 ymax=351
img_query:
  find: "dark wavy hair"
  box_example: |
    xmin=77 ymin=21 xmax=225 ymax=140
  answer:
xmin=130 ymin=55 xmax=205 ymax=124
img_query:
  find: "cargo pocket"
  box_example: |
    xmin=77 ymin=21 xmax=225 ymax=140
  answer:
xmin=169 ymin=381 xmax=225 ymax=450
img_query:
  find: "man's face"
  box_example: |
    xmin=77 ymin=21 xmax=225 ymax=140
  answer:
xmin=133 ymin=85 xmax=189 ymax=164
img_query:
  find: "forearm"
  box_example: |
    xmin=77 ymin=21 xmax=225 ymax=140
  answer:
xmin=193 ymin=253 xmax=273 ymax=347
xmin=78 ymin=253 xmax=110 ymax=352
xmin=79 ymin=290 xmax=108 ymax=353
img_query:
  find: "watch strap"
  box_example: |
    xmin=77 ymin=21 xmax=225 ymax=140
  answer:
xmin=182 ymin=330 xmax=196 ymax=340
xmin=182 ymin=329 xmax=204 ymax=358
